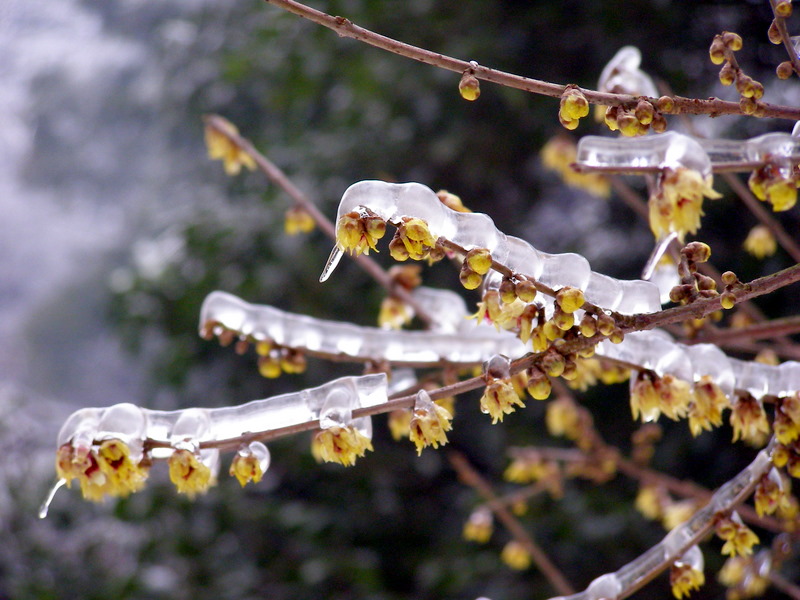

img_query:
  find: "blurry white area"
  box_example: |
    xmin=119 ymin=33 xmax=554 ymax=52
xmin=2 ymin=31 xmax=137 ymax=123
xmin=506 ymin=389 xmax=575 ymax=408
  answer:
xmin=0 ymin=0 xmax=223 ymax=409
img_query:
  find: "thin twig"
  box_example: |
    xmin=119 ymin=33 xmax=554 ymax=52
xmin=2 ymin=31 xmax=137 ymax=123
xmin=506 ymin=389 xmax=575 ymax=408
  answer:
xmin=202 ymin=114 xmax=436 ymax=327
xmin=769 ymin=0 xmax=800 ymax=80
xmin=691 ymin=314 xmax=800 ymax=346
xmin=722 ymin=172 xmax=800 ymax=263
xmin=263 ymin=0 xmax=800 ymax=121
xmin=770 ymin=571 xmax=800 ymax=600
xmin=448 ymin=451 xmax=576 ymax=597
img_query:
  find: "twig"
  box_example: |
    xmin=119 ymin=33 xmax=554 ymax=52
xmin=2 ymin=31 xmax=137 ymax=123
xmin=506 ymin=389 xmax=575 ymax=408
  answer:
xmin=448 ymin=451 xmax=576 ymax=597
xmin=722 ymin=172 xmax=800 ymax=263
xmin=263 ymin=0 xmax=800 ymax=121
xmin=691 ymin=314 xmax=800 ymax=346
xmin=770 ymin=571 xmax=800 ymax=600
xmin=202 ymin=114 xmax=436 ymax=327
xmin=769 ymin=0 xmax=800 ymax=80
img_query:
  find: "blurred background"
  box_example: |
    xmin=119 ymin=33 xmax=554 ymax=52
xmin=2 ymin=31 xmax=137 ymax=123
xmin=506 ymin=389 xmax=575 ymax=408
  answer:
xmin=1 ymin=0 xmax=798 ymax=598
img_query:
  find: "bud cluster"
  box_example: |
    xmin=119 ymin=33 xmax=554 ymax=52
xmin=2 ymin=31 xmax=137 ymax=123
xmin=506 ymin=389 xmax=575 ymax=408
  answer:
xmin=668 ymin=242 xmax=719 ymax=305
xmin=603 ymin=99 xmax=667 ymax=137
xmin=558 ymin=86 xmax=590 ymax=130
xmin=709 ymin=31 xmax=766 ymax=116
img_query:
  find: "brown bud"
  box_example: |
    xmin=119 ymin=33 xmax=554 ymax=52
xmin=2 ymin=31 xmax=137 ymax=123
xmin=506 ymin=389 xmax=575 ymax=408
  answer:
xmin=739 ymin=96 xmax=757 ymax=115
xmin=721 ymin=271 xmax=738 ymax=286
xmin=719 ymin=63 xmax=735 ymax=86
xmin=776 ymin=1 xmax=793 ymax=18
xmin=694 ymin=274 xmax=717 ymax=292
xmin=722 ymin=31 xmax=743 ymax=52
xmin=768 ymin=20 xmax=782 ymax=45
xmin=777 ymin=61 xmax=794 ymax=80
xmin=634 ymin=100 xmax=654 ymax=125
xmin=656 ymin=96 xmax=675 ymax=113
xmin=709 ymin=37 xmax=727 ymax=65
xmin=650 ymin=112 xmax=667 ymax=133
xmin=681 ymin=241 xmax=711 ymax=263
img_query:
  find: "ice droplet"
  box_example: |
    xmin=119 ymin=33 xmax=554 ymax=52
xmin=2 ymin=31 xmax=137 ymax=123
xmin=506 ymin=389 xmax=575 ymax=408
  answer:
xmin=38 ymin=478 xmax=67 ymax=519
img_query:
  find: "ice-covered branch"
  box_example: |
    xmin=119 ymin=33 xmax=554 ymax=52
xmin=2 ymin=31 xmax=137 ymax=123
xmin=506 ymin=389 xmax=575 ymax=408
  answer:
xmin=548 ymin=442 xmax=775 ymax=600
xmin=200 ymin=290 xmax=527 ymax=366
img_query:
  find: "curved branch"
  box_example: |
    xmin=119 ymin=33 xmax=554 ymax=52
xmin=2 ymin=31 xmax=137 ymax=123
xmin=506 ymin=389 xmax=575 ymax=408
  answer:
xmin=264 ymin=0 xmax=800 ymax=120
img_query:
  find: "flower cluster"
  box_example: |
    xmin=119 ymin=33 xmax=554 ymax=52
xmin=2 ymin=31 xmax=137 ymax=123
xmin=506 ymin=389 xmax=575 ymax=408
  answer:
xmin=748 ymin=163 xmax=798 ymax=212
xmin=558 ymin=86 xmax=590 ymax=130
xmin=388 ymin=217 xmax=439 ymax=262
xmin=56 ymin=439 xmax=149 ymax=502
xmin=335 ymin=209 xmax=386 ymax=256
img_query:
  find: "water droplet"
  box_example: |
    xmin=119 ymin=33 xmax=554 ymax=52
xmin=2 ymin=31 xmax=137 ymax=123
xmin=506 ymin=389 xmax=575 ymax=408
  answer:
xmin=38 ymin=478 xmax=66 ymax=519
xmin=319 ymin=246 xmax=343 ymax=283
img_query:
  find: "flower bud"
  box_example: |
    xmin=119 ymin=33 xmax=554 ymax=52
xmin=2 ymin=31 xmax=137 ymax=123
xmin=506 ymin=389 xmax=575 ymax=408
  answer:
xmin=656 ymin=96 xmax=675 ymax=113
xmin=465 ymin=248 xmax=492 ymax=275
xmin=709 ymin=38 xmax=727 ymax=64
xmin=514 ymin=279 xmax=537 ymax=302
xmin=459 ymin=72 xmax=480 ymax=101
xmin=556 ymin=286 xmax=585 ymax=313
xmin=579 ymin=313 xmax=597 ymax=337
xmin=722 ymin=31 xmax=743 ymax=51
xmin=459 ymin=266 xmax=483 ymax=290
xmin=650 ymin=112 xmax=667 ymax=133
xmin=634 ymin=100 xmax=655 ymax=125
xmin=499 ymin=278 xmax=517 ymax=304
xmin=777 ymin=61 xmax=794 ymax=79
xmin=719 ymin=63 xmax=735 ymax=86
xmin=769 ymin=20 xmax=782 ymax=44
xmin=597 ymin=312 xmax=616 ymax=336
xmin=720 ymin=291 xmax=736 ymax=309
xmin=739 ymin=96 xmax=757 ymax=115
xmin=681 ymin=241 xmax=711 ymax=263
xmin=541 ymin=349 xmax=566 ymax=378
xmin=776 ymin=1 xmax=793 ymax=18
xmin=721 ymin=271 xmax=738 ymax=286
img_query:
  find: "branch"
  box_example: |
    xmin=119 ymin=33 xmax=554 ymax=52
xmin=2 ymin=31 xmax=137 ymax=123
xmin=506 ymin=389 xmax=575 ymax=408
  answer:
xmin=263 ymin=0 xmax=800 ymax=121
xmin=202 ymin=114 xmax=437 ymax=327
xmin=769 ymin=0 xmax=800 ymax=80
xmin=448 ymin=451 xmax=576 ymax=597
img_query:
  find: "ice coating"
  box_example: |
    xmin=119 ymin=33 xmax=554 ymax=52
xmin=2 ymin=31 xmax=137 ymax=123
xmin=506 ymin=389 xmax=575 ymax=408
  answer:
xmin=57 ymin=373 xmax=388 ymax=450
xmin=597 ymin=46 xmax=658 ymax=98
xmin=575 ymin=132 xmax=713 ymax=176
xmin=200 ymin=290 xmax=529 ymax=364
xmin=330 ymin=181 xmax=661 ymax=315
xmin=551 ymin=445 xmax=773 ymax=600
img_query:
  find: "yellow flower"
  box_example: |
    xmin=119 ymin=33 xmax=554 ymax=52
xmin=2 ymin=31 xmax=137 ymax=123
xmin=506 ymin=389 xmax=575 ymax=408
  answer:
xmin=56 ymin=440 xmax=149 ymax=502
xmin=335 ymin=210 xmax=386 ymax=256
xmin=168 ymin=448 xmax=214 ymax=498
xmin=565 ymin=358 xmax=601 ymax=392
xmin=662 ymin=500 xmax=697 ymax=530
xmin=670 ymin=562 xmax=705 ymax=599
xmin=729 ymin=395 xmax=770 ymax=445
xmin=716 ymin=513 xmax=759 ymax=556
xmin=463 ymin=508 xmax=493 ymax=543
xmin=649 ymin=167 xmax=721 ymax=240
xmin=480 ymin=380 xmax=525 ymax=423
xmin=378 ymin=296 xmax=412 ymax=330
xmin=312 ymin=425 xmax=373 ymax=466
xmin=229 ymin=442 xmax=269 ymax=487
xmin=654 ymin=374 xmax=692 ymax=421
xmin=634 ymin=485 xmax=664 ymax=521
xmin=546 ymin=396 xmax=582 ymax=440
xmin=504 ymin=455 xmax=559 ymax=485
xmin=743 ymin=225 xmax=777 ymax=259
xmin=754 ymin=469 xmax=791 ymax=517
xmin=540 ymin=135 xmax=610 ymax=198
xmin=688 ymin=376 xmax=730 ymax=436
xmin=388 ymin=409 xmax=412 ymax=440
xmin=501 ymin=540 xmax=531 ymax=570
xmin=630 ymin=372 xmax=661 ymax=422
xmin=394 ymin=217 xmax=437 ymax=261
xmin=409 ymin=391 xmax=453 ymax=454
xmin=204 ymin=117 xmax=256 ymax=176
xmin=775 ymin=394 xmax=800 ymax=445
xmin=284 ymin=206 xmax=315 ymax=235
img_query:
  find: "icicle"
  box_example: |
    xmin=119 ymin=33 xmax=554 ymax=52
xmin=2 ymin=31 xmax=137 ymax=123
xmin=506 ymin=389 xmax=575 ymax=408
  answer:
xmin=38 ymin=478 xmax=67 ymax=519
xmin=319 ymin=246 xmax=344 ymax=283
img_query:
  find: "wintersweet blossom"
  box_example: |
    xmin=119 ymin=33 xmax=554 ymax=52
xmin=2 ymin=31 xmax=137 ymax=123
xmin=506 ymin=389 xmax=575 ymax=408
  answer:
xmin=204 ymin=118 xmax=256 ymax=176
xmin=312 ymin=425 xmax=373 ymax=466
xmin=335 ymin=210 xmax=386 ymax=256
xmin=409 ymin=391 xmax=453 ymax=454
xmin=688 ymin=375 xmax=730 ymax=436
xmin=500 ymin=540 xmax=531 ymax=570
xmin=168 ymin=448 xmax=213 ymax=498
xmin=670 ymin=561 xmax=705 ymax=599
xmin=56 ymin=439 xmax=149 ymax=502
xmin=480 ymin=380 xmax=525 ymax=424
xmin=729 ymin=395 xmax=770 ymax=445
xmin=742 ymin=225 xmax=777 ymax=259
xmin=649 ymin=167 xmax=721 ymax=240
xmin=716 ymin=513 xmax=759 ymax=556
xmin=463 ymin=508 xmax=493 ymax=543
